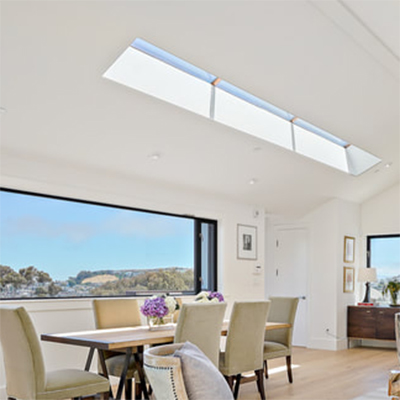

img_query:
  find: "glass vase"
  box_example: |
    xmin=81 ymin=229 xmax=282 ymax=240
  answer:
xmin=147 ymin=315 xmax=174 ymax=331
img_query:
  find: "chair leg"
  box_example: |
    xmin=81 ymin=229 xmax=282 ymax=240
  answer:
xmin=286 ymin=355 xmax=293 ymax=383
xmin=100 ymin=391 xmax=110 ymax=400
xmin=233 ymin=374 xmax=241 ymax=399
xmin=225 ymin=375 xmax=234 ymax=390
xmin=135 ymin=381 xmax=142 ymax=399
xmin=125 ymin=378 xmax=133 ymax=400
xmin=255 ymin=369 xmax=266 ymax=400
xmin=264 ymin=360 xmax=268 ymax=379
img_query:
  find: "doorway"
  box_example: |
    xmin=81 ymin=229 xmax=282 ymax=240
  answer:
xmin=269 ymin=227 xmax=308 ymax=347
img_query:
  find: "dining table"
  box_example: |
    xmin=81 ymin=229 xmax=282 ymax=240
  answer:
xmin=41 ymin=320 xmax=291 ymax=400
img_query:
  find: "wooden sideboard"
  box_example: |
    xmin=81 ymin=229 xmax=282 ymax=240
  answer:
xmin=347 ymin=305 xmax=400 ymax=341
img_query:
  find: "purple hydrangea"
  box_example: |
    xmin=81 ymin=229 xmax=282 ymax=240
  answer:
xmin=140 ymin=297 xmax=169 ymax=318
xmin=208 ymin=291 xmax=224 ymax=302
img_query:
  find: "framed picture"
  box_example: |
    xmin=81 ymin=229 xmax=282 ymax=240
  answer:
xmin=237 ymin=224 xmax=257 ymax=260
xmin=344 ymin=236 xmax=355 ymax=263
xmin=343 ymin=266 xmax=355 ymax=293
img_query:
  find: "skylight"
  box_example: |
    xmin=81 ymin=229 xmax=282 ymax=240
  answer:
xmin=103 ymin=38 xmax=381 ymax=176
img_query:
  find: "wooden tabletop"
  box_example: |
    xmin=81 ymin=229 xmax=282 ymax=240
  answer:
xmin=41 ymin=321 xmax=291 ymax=350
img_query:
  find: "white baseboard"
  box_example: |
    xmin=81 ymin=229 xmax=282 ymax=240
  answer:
xmin=308 ymin=337 xmax=340 ymax=351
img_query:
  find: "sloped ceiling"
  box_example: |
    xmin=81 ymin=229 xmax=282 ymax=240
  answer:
xmin=0 ymin=1 xmax=399 ymax=217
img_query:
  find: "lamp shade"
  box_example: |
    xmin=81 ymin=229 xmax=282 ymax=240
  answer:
xmin=357 ymin=267 xmax=377 ymax=283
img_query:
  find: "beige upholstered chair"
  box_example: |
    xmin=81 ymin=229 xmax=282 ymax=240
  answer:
xmin=174 ymin=302 xmax=227 ymax=367
xmin=263 ymin=296 xmax=299 ymax=383
xmin=389 ymin=313 xmax=400 ymax=399
xmin=0 ymin=305 xmax=110 ymax=400
xmin=92 ymin=298 xmax=142 ymax=399
xmin=144 ymin=343 xmax=189 ymax=400
xmin=219 ymin=301 xmax=271 ymax=400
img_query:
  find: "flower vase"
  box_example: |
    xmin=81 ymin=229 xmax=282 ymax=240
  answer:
xmin=147 ymin=315 xmax=174 ymax=331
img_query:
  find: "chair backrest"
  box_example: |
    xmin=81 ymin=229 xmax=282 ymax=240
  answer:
xmin=174 ymin=302 xmax=227 ymax=367
xmin=0 ymin=306 xmax=46 ymax=400
xmin=224 ymin=301 xmax=270 ymax=374
xmin=92 ymin=298 xmax=141 ymax=329
xmin=144 ymin=343 xmax=189 ymax=400
xmin=265 ymin=297 xmax=299 ymax=347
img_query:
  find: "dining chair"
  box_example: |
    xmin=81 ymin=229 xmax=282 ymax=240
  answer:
xmin=174 ymin=302 xmax=227 ymax=367
xmin=263 ymin=296 xmax=299 ymax=383
xmin=219 ymin=301 xmax=271 ymax=400
xmin=92 ymin=298 xmax=142 ymax=400
xmin=0 ymin=305 xmax=110 ymax=400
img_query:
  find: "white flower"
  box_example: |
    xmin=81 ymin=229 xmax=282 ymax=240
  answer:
xmin=195 ymin=297 xmax=210 ymax=303
xmin=165 ymin=296 xmax=177 ymax=314
xmin=195 ymin=291 xmax=209 ymax=301
xmin=210 ymin=297 xmax=219 ymax=303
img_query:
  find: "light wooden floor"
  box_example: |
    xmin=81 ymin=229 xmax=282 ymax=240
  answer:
xmin=119 ymin=346 xmax=397 ymax=400
xmin=239 ymin=346 xmax=397 ymax=400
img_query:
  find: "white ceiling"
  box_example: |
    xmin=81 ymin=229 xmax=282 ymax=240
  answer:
xmin=1 ymin=1 xmax=399 ymax=217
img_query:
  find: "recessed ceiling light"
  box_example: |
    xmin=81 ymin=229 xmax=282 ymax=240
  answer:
xmin=385 ymin=162 xmax=392 ymax=168
xmin=249 ymin=179 xmax=257 ymax=185
xmin=0 ymin=107 xmax=6 ymax=113
xmin=148 ymin=153 xmax=161 ymax=160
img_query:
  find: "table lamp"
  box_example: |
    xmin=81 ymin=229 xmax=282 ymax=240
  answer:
xmin=357 ymin=267 xmax=377 ymax=304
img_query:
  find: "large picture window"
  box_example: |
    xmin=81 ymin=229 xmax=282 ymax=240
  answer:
xmin=367 ymin=234 xmax=400 ymax=303
xmin=0 ymin=188 xmax=217 ymax=299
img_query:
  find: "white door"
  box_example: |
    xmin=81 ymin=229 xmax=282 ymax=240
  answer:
xmin=270 ymin=228 xmax=308 ymax=347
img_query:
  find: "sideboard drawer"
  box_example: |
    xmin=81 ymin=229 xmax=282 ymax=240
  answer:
xmin=348 ymin=307 xmax=376 ymax=339
xmin=377 ymin=308 xmax=400 ymax=340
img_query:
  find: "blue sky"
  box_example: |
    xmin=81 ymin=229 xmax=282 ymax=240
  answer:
xmin=370 ymin=236 xmax=400 ymax=279
xmin=0 ymin=191 xmax=194 ymax=281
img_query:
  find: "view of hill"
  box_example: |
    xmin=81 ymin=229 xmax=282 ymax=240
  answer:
xmin=0 ymin=265 xmax=194 ymax=298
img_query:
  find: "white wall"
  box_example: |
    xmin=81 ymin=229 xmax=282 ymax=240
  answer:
xmin=360 ymin=183 xmax=400 ymax=273
xmin=301 ymin=198 xmax=360 ymax=351
xmin=265 ymin=184 xmax=400 ymax=352
xmin=0 ymin=161 xmax=265 ymax=393
xmin=361 ymin=183 xmax=400 ymax=235
xmin=265 ymin=198 xmax=360 ymax=351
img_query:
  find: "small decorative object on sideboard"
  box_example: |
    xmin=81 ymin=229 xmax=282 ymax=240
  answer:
xmin=141 ymin=294 xmax=179 ymax=331
xmin=382 ymin=279 xmax=400 ymax=307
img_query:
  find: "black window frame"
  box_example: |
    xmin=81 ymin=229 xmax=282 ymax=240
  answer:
xmin=366 ymin=233 xmax=400 ymax=269
xmin=0 ymin=187 xmax=218 ymax=300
